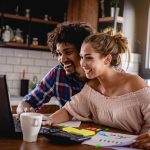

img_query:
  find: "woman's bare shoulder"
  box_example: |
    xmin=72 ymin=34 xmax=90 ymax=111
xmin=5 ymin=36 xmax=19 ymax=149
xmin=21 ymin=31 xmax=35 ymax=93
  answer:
xmin=126 ymin=74 xmax=147 ymax=91
xmin=87 ymin=79 xmax=99 ymax=88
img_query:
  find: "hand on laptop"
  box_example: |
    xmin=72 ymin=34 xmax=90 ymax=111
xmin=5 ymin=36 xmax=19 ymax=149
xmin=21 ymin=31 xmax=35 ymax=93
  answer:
xmin=16 ymin=101 xmax=35 ymax=115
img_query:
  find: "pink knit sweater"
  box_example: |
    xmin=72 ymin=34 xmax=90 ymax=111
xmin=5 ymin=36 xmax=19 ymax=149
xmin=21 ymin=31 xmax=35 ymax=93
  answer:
xmin=64 ymin=84 xmax=150 ymax=134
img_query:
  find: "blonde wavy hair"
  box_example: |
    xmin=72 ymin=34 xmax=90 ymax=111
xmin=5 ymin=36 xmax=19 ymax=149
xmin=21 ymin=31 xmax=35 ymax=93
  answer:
xmin=82 ymin=30 xmax=130 ymax=68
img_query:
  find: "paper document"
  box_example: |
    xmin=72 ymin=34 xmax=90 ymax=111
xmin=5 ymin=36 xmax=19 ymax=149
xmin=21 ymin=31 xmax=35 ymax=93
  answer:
xmin=56 ymin=121 xmax=81 ymax=127
xmin=82 ymin=131 xmax=138 ymax=147
xmin=106 ymin=147 xmax=142 ymax=150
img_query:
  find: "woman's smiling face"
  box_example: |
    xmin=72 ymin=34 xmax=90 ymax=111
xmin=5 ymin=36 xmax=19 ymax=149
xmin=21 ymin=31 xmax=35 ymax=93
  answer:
xmin=80 ymin=43 xmax=107 ymax=79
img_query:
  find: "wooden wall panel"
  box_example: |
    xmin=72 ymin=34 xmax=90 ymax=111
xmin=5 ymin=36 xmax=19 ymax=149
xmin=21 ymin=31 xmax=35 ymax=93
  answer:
xmin=67 ymin=0 xmax=99 ymax=31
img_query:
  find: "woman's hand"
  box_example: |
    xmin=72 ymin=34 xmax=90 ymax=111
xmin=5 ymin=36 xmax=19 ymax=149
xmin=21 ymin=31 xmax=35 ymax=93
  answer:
xmin=42 ymin=116 xmax=54 ymax=126
xmin=133 ymin=131 xmax=150 ymax=149
xmin=41 ymin=108 xmax=71 ymax=126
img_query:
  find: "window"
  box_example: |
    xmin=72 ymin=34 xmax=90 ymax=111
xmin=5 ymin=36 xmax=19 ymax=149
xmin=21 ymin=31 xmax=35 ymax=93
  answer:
xmin=140 ymin=2 xmax=150 ymax=79
xmin=145 ymin=5 xmax=150 ymax=69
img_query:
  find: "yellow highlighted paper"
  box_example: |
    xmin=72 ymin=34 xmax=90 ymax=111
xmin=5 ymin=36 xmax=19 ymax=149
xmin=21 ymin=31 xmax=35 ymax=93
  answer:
xmin=62 ymin=127 xmax=95 ymax=136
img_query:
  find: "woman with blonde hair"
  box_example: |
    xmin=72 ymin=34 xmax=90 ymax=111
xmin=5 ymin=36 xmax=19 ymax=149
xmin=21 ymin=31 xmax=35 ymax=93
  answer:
xmin=43 ymin=32 xmax=150 ymax=149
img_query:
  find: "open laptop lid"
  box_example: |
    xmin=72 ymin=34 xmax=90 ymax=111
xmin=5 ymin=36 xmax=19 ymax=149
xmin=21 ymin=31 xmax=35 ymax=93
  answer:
xmin=0 ymin=74 xmax=16 ymax=136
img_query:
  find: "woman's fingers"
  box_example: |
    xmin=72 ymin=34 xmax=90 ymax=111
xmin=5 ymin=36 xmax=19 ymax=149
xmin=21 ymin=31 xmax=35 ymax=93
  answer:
xmin=136 ymin=132 xmax=149 ymax=140
xmin=42 ymin=120 xmax=53 ymax=126
xmin=134 ymin=132 xmax=150 ymax=149
xmin=136 ymin=137 xmax=150 ymax=145
xmin=42 ymin=116 xmax=53 ymax=126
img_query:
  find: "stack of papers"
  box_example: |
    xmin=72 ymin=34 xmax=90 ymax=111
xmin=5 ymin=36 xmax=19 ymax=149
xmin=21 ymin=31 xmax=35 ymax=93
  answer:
xmin=57 ymin=121 xmax=81 ymax=127
xmin=82 ymin=131 xmax=138 ymax=147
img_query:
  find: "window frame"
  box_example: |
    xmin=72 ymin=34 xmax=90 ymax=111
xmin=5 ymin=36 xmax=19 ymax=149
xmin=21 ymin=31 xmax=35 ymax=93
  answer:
xmin=140 ymin=4 xmax=150 ymax=79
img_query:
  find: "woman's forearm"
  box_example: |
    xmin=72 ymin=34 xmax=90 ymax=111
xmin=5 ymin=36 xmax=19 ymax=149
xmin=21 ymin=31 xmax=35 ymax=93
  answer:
xmin=49 ymin=108 xmax=72 ymax=125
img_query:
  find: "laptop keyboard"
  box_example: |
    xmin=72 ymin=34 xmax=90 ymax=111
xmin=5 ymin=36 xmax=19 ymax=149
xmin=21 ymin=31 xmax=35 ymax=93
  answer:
xmin=40 ymin=126 xmax=91 ymax=144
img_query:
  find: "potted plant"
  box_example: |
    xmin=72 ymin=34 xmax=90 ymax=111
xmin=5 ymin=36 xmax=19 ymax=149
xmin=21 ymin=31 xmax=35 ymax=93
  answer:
xmin=110 ymin=0 xmax=120 ymax=17
xmin=110 ymin=0 xmax=119 ymax=7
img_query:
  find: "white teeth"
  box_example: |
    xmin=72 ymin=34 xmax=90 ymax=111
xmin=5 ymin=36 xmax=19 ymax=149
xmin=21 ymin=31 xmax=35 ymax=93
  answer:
xmin=85 ymin=71 xmax=90 ymax=74
xmin=64 ymin=64 xmax=72 ymax=67
xmin=84 ymin=69 xmax=91 ymax=74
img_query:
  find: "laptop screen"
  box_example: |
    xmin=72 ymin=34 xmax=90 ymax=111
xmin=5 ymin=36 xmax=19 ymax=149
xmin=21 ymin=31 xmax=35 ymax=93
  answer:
xmin=0 ymin=74 xmax=15 ymax=136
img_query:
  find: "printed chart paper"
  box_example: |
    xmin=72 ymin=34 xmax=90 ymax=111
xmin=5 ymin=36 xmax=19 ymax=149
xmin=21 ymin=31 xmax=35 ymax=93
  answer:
xmin=82 ymin=131 xmax=138 ymax=147
xmin=106 ymin=146 xmax=142 ymax=150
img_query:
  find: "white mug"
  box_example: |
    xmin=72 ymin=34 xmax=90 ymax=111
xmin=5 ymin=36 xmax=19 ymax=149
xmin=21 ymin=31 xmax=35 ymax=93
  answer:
xmin=20 ymin=112 xmax=42 ymax=142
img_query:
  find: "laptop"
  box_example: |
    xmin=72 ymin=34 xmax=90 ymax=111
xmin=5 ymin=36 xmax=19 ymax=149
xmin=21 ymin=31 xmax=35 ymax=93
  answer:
xmin=0 ymin=74 xmax=59 ymax=137
xmin=0 ymin=74 xmax=22 ymax=137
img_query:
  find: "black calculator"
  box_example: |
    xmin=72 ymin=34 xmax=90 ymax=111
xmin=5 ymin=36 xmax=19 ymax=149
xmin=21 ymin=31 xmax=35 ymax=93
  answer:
xmin=40 ymin=126 xmax=91 ymax=145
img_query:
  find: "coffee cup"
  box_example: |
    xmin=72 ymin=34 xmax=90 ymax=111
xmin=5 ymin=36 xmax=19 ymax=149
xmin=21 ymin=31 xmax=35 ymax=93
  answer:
xmin=20 ymin=112 xmax=42 ymax=142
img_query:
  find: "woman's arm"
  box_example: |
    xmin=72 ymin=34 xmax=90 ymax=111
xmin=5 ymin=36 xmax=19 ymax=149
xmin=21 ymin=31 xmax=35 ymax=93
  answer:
xmin=42 ymin=84 xmax=91 ymax=126
xmin=133 ymin=81 xmax=150 ymax=149
xmin=42 ymin=108 xmax=72 ymax=126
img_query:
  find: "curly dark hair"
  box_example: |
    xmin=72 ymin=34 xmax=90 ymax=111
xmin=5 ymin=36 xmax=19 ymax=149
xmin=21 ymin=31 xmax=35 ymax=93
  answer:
xmin=47 ymin=21 xmax=93 ymax=56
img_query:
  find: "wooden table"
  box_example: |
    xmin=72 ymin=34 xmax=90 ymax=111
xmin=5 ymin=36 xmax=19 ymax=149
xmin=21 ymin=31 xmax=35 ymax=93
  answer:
xmin=0 ymin=137 xmax=113 ymax=150
xmin=0 ymin=122 xmax=130 ymax=150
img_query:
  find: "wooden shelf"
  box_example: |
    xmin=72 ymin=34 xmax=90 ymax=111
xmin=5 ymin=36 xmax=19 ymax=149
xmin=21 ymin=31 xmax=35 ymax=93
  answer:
xmin=99 ymin=16 xmax=123 ymax=23
xmin=29 ymin=44 xmax=49 ymax=50
xmin=3 ymin=13 xmax=29 ymax=21
xmin=0 ymin=42 xmax=28 ymax=48
xmin=1 ymin=13 xmax=60 ymax=25
xmin=31 ymin=18 xmax=59 ymax=25
xmin=0 ymin=42 xmax=49 ymax=51
xmin=0 ymin=13 xmax=59 ymax=51
xmin=0 ymin=0 xmax=67 ymax=52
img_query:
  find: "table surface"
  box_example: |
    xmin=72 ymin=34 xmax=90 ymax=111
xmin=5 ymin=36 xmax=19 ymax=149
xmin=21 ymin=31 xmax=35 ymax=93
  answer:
xmin=0 ymin=122 xmax=131 ymax=150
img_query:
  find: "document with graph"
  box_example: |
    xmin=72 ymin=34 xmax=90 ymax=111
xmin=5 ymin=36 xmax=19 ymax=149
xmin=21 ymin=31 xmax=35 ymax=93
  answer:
xmin=82 ymin=131 xmax=138 ymax=147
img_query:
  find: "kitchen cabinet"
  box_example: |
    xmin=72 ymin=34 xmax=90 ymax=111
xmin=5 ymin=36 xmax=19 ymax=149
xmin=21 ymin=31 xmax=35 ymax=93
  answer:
xmin=98 ymin=16 xmax=123 ymax=32
xmin=98 ymin=0 xmax=124 ymax=32
xmin=67 ymin=0 xmax=124 ymax=32
xmin=0 ymin=0 xmax=67 ymax=51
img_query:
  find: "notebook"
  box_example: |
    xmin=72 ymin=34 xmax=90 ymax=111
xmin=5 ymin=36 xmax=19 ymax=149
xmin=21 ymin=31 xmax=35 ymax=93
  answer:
xmin=0 ymin=74 xmax=22 ymax=137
